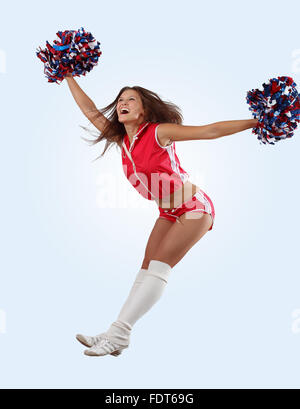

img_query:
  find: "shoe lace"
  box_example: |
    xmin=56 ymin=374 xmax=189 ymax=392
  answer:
xmin=94 ymin=336 xmax=120 ymax=354
xmin=93 ymin=334 xmax=106 ymax=343
xmin=99 ymin=338 xmax=110 ymax=347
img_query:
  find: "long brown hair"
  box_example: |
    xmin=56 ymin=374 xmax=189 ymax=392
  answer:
xmin=80 ymin=86 xmax=184 ymax=161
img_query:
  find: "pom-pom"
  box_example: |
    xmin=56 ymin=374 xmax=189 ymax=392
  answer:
xmin=36 ymin=27 xmax=102 ymax=84
xmin=246 ymin=76 xmax=300 ymax=145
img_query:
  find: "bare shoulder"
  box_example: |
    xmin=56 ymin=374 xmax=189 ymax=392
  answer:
xmin=156 ymin=123 xmax=179 ymax=147
xmin=156 ymin=122 xmax=216 ymax=143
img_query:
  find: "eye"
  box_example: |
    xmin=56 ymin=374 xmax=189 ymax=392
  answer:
xmin=118 ymin=97 xmax=135 ymax=102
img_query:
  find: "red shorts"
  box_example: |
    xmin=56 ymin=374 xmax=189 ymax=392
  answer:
xmin=158 ymin=189 xmax=215 ymax=230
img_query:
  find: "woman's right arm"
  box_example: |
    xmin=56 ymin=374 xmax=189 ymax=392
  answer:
xmin=65 ymin=74 xmax=110 ymax=133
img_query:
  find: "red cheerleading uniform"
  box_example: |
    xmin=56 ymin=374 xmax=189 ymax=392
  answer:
xmin=121 ymin=121 xmax=215 ymax=230
xmin=122 ymin=122 xmax=190 ymax=200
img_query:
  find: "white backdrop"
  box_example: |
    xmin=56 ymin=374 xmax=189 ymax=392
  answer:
xmin=1 ymin=0 xmax=300 ymax=389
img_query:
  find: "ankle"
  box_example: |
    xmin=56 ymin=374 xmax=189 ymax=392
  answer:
xmin=106 ymin=320 xmax=132 ymax=346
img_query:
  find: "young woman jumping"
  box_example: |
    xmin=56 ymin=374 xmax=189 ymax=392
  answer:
xmin=65 ymin=74 xmax=258 ymax=357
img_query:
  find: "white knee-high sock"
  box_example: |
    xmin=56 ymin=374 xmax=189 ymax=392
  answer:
xmin=117 ymin=268 xmax=148 ymax=319
xmin=106 ymin=260 xmax=172 ymax=345
xmin=103 ymin=268 xmax=148 ymax=346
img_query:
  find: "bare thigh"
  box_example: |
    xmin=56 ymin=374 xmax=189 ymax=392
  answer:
xmin=151 ymin=212 xmax=212 ymax=268
xmin=141 ymin=217 xmax=174 ymax=269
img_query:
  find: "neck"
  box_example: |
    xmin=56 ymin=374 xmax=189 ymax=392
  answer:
xmin=124 ymin=120 xmax=146 ymax=140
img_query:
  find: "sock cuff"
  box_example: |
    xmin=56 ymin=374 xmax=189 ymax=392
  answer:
xmin=134 ymin=268 xmax=148 ymax=284
xmin=114 ymin=320 xmax=132 ymax=332
xmin=147 ymin=260 xmax=172 ymax=283
xmin=106 ymin=320 xmax=131 ymax=346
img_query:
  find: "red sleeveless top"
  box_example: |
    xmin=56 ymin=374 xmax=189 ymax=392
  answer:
xmin=122 ymin=122 xmax=190 ymax=200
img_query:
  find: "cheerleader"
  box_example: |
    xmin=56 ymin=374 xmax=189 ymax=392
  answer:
xmin=65 ymin=74 xmax=258 ymax=356
xmin=37 ymin=29 xmax=299 ymax=357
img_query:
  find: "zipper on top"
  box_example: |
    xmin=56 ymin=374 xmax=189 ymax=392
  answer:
xmin=122 ymin=137 xmax=156 ymax=201
xmin=129 ymin=136 xmax=138 ymax=152
xmin=126 ymin=122 xmax=150 ymax=153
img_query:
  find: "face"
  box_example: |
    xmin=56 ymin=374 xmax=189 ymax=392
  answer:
xmin=117 ymin=90 xmax=146 ymax=124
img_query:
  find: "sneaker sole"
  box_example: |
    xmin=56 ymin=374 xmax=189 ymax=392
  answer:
xmin=84 ymin=346 xmax=127 ymax=357
xmin=76 ymin=334 xmax=93 ymax=348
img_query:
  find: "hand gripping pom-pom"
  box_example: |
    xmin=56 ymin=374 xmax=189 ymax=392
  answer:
xmin=36 ymin=27 xmax=102 ymax=84
xmin=246 ymin=76 xmax=300 ymax=145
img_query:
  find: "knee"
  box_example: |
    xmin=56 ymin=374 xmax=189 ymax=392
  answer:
xmin=141 ymin=257 xmax=165 ymax=270
xmin=142 ymin=256 xmax=175 ymax=270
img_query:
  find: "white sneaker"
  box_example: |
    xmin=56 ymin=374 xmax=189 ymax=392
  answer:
xmin=84 ymin=335 xmax=129 ymax=357
xmin=76 ymin=333 xmax=106 ymax=348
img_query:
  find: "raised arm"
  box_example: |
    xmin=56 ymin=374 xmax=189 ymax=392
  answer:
xmin=65 ymin=74 xmax=110 ymax=133
xmin=157 ymin=119 xmax=259 ymax=144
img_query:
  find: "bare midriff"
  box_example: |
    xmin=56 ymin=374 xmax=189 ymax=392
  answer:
xmin=154 ymin=180 xmax=202 ymax=210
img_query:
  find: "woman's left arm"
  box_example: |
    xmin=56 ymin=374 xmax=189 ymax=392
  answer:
xmin=157 ymin=119 xmax=259 ymax=144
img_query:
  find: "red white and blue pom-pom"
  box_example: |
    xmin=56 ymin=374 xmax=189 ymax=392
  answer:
xmin=246 ymin=76 xmax=300 ymax=145
xmin=36 ymin=27 xmax=102 ymax=84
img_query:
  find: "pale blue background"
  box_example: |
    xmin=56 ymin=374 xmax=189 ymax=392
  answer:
xmin=1 ymin=0 xmax=300 ymax=389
